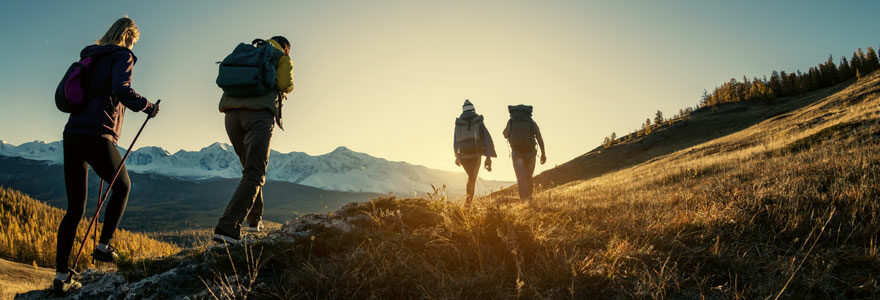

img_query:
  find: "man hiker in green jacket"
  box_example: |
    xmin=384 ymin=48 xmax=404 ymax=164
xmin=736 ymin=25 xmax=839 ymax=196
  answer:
xmin=454 ymin=99 xmax=497 ymax=204
xmin=213 ymin=36 xmax=294 ymax=244
xmin=503 ymin=105 xmax=546 ymax=203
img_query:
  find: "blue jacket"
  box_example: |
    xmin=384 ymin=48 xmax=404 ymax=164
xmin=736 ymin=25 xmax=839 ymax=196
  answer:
xmin=64 ymin=45 xmax=154 ymax=144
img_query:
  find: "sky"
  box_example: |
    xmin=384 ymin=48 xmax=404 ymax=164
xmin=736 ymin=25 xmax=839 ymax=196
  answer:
xmin=0 ymin=0 xmax=878 ymax=181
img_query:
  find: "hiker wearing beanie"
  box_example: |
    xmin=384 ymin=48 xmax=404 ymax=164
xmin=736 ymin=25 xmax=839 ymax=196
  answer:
xmin=213 ymin=36 xmax=294 ymax=244
xmin=55 ymin=17 xmax=159 ymax=295
xmin=503 ymin=105 xmax=546 ymax=203
xmin=454 ymin=99 xmax=497 ymax=204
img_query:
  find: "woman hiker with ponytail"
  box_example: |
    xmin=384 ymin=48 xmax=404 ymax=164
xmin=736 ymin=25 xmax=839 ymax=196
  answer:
xmin=453 ymin=99 xmax=497 ymax=204
xmin=54 ymin=17 xmax=159 ymax=295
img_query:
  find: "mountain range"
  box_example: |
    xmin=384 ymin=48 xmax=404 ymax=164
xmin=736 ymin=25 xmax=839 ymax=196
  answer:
xmin=0 ymin=140 xmax=511 ymax=196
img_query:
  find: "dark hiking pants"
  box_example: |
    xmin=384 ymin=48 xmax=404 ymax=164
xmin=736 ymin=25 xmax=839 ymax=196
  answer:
xmin=460 ymin=157 xmax=481 ymax=203
xmin=512 ymin=151 xmax=536 ymax=201
xmin=215 ymin=109 xmax=274 ymax=238
xmin=57 ymin=134 xmax=131 ymax=273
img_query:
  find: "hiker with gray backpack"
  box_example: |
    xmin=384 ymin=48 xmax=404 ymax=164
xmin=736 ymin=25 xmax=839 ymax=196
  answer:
xmin=454 ymin=100 xmax=497 ymax=204
xmin=213 ymin=36 xmax=294 ymax=244
xmin=503 ymin=105 xmax=546 ymax=202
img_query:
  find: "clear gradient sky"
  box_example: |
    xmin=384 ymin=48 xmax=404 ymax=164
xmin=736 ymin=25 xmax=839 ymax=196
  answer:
xmin=1 ymin=1 xmax=878 ymax=181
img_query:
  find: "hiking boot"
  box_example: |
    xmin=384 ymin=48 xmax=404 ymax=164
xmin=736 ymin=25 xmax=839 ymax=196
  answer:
xmin=91 ymin=244 xmax=118 ymax=263
xmin=212 ymin=228 xmax=240 ymax=244
xmin=245 ymin=221 xmax=264 ymax=233
xmin=53 ymin=272 xmax=82 ymax=296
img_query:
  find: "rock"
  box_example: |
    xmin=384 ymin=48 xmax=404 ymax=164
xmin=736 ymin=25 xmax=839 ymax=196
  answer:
xmin=270 ymin=211 xmax=364 ymax=242
xmin=75 ymin=272 xmax=125 ymax=299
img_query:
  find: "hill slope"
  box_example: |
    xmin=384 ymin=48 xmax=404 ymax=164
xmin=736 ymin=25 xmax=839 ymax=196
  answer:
xmin=25 ymin=72 xmax=880 ymax=299
xmin=501 ymin=79 xmax=854 ymax=194
xmin=0 ymin=258 xmax=52 ymax=300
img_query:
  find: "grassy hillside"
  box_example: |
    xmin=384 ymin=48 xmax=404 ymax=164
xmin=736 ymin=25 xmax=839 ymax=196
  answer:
xmin=103 ymin=71 xmax=880 ymax=298
xmin=0 ymin=187 xmax=179 ymax=271
xmin=496 ymin=79 xmax=853 ymax=195
xmin=0 ymin=258 xmax=53 ymax=300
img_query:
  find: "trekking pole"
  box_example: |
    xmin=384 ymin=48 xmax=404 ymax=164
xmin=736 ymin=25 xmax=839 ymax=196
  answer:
xmin=72 ymin=99 xmax=160 ymax=270
xmin=91 ymin=180 xmax=104 ymax=265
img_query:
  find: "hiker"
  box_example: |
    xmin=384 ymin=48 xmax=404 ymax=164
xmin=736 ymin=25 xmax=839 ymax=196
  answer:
xmin=55 ymin=17 xmax=159 ymax=294
xmin=503 ymin=105 xmax=546 ymax=202
xmin=454 ymin=99 xmax=497 ymax=204
xmin=212 ymin=36 xmax=294 ymax=244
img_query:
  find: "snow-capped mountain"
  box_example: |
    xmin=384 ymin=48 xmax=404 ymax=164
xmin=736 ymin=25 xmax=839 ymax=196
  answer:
xmin=0 ymin=139 xmax=511 ymax=196
xmin=0 ymin=140 xmax=64 ymax=163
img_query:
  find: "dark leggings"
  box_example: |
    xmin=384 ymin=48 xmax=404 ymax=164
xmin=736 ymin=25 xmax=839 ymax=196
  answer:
xmin=56 ymin=134 xmax=131 ymax=272
xmin=460 ymin=157 xmax=481 ymax=203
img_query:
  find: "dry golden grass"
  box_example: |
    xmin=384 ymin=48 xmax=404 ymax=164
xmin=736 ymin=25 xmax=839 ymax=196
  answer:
xmin=101 ymin=72 xmax=880 ymax=299
xmin=0 ymin=258 xmax=53 ymax=300
xmin=227 ymin=72 xmax=880 ymax=299
xmin=0 ymin=187 xmax=180 ymax=271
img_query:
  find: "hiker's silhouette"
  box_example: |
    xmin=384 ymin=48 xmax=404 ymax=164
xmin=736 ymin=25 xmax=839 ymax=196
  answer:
xmin=503 ymin=105 xmax=546 ymax=202
xmin=453 ymin=99 xmax=497 ymax=204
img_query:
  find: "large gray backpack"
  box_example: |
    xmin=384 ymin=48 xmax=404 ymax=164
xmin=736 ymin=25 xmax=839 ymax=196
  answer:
xmin=507 ymin=105 xmax=536 ymax=153
xmin=216 ymin=39 xmax=283 ymax=97
xmin=455 ymin=115 xmax=484 ymax=155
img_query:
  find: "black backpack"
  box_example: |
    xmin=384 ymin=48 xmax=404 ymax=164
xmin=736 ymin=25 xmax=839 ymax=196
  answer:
xmin=507 ymin=105 xmax=536 ymax=152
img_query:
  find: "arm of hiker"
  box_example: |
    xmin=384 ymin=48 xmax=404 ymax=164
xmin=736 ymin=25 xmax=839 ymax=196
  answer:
xmin=503 ymin=121 xmax=511 ymax=139
xmin=533 ymin=121 xmax=546 ymax=164
xmin=481 ymin=123 xmax=497 ymax=158
xmin=481 ymin=124 xmax=495 ymax=171
xmin=453 ymin=128 xmax=460 ymax=166
xmin=111 ymin=52 xmax=153 ymax=113
xmin=276 ymin=55 xmax=294 ymax=95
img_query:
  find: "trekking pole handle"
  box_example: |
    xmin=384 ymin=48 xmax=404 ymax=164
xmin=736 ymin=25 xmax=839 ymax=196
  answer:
xmin=148 ymin=99 xmax=161 ymax=119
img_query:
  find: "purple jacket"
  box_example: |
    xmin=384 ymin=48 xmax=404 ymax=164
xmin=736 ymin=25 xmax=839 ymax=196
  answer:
xmin=63 ymin=45 xmax=154 ymax=144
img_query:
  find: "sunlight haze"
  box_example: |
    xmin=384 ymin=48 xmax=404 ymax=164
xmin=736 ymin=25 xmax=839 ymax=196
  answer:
xmin=0 ymin=0 xmax=878 ymax=181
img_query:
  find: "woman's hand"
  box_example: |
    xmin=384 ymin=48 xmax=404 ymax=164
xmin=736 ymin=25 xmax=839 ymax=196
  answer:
xmin=144 ymin=101 xmax=160 ymax=118
xmin=484 ymin=157 xmax=492 ymax=172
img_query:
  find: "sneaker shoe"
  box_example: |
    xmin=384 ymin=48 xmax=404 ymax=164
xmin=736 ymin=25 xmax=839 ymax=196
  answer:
xmin=53 ymin=272 xmax=82 ymax=296
xmin=91 ymin=244 xmax=118 ymax=263
xmin=245 ymin=221 xmax=264 ymax=233
xmin=212 ymin=228 xmax=240 ymax=244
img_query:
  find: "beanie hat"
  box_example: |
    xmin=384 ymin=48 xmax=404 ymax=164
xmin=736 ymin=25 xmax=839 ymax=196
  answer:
xmin=462 ymin=99 xmax=475 ymax=112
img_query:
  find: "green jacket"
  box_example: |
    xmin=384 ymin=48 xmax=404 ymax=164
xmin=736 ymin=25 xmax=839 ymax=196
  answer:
xmin=218 ymin=39 xmax=294 ymax=118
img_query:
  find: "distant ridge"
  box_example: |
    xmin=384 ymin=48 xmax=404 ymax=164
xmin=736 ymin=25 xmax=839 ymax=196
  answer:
xmin=0 ymin=141 xmax=511 ymax=196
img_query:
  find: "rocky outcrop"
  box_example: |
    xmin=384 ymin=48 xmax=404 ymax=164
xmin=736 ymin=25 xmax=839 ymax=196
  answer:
xmin=15 ymin=208 xmax=365 ymax=300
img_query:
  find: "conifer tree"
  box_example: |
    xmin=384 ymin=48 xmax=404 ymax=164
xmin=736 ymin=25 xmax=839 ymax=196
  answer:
xmin=654 ymin=110 xmax=664 ymax=125
xmin=865 ymin=47 xmax=880 ymax=73
xmin=769 ymin=71 xmax=782 ymax=96
xmin=820 ymin=55 xmax=838 ymax=86
xmin=838 ymin=56 xmax=852 ymax=82
xmin=852 ymin=49 xmax=864 ymax=76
